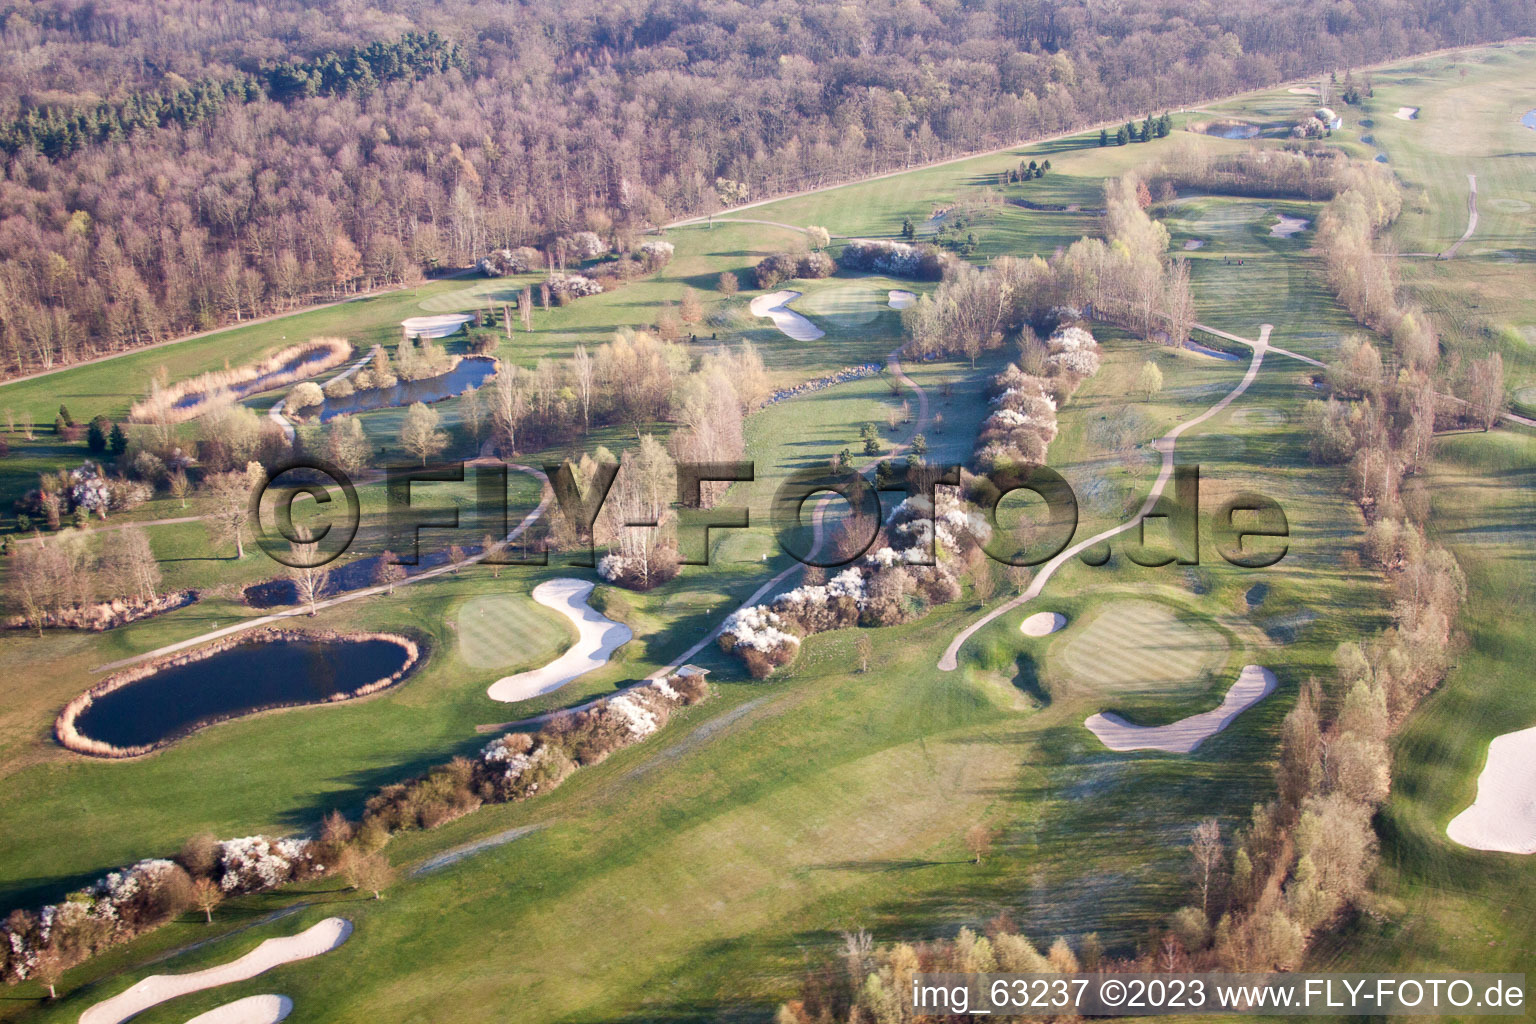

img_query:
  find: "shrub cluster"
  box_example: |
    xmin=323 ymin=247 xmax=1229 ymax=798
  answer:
xmin=477 ymin=245 xmax=544 ymax=277
xmin=548 ymin=272 xmax=604 ymax=304
xmin=719 ymin=488 xmax=989 ymax=677
xmin=5 ymin=668 xmax=711 ymax=986
xmin=596 ymin=549 xmax=681 ymax=590
xmin=973 ymin=325 xmax=1099 ymax=473
xmin=838 ymin=239 xmax=949 ymax=280
xmin=1 ymin=836 xmax=322 ymax=985
xmin=753 ymin=250 xmax=836 ymax=289
xmin=14 ymin=461 xmax=151 ymax=529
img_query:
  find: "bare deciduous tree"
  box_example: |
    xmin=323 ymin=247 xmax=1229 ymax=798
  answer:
xmin=1190 ymin=818 xmax=1224 ymax=915
xmin=399 ymin=402 xmax=447 ymax=465
xmin=965 ymin=824 xmax=995 ymax=864
xmin=190 ymin=876 xmax=223 ymax=924
xmin=205 ymin=465 xmax=261 ymax=559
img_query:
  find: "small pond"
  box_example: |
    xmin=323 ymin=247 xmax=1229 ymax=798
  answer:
xmin=243 ymin=543 xmax=483 ymax=607
xmin=176 ymin=350 xmax=342 ymax=410
xmin=1245 ymin=582 xmax=1270 ymax=608
xmin=1523 ymin=109 xmax=1536 ymax=131
xmin=68 ymin=636 xmax=415 ymax=752
xmin=1202 ymin=122 xmax=1260 ymax=139
xmin=314 ymin=356 xmax=496 ymax=421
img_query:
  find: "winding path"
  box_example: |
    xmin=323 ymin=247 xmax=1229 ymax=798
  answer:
xmin=1442 ymin=173 xmax=1479 ymax=259
xmin=92 ymin=464 xmax=553 ymax=673
xmin=938 ymin=325 xmax=1273 ymax=671
xmin=266 ymin=344 xmax=380 ymax=442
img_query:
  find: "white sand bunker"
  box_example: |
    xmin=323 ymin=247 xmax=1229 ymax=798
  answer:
xmin=888 ymin=289 xmax=917 ymax=309
xmin=400 ymin=314 xmax=474 ymax=339
xmin=749 ymin=290 xmax=824 ymax=341
xmin=1020 ymin=612 xmax=1066 ymax=637
xmin=1183 ymin=239 xmax=1205 ymax=250
xmin=1271 ymin=214 xmax=1309 ymax=238
xmin=1396 ymin=106 xmax=1419 ymax=120
xmin=1446 ymin=726 xmax=1536 ymax=854
xmin=1085 ymin=665 xmax=1277 ymax=754
xmin=184 ymin=995 xmax=294 ymax=1024
xmin=1287 ymin=86 xmax=1320 ymax=96
xmin=81 ymin=918 xmax=352 ymax=1024
xmin=486 ymin=578 xmax=632 ymax=703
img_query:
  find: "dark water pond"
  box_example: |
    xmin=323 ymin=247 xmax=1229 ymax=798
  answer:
xmin=1245 ymin=582 xmax=1270 ymax=608
xmin=1204 ymin=123 xmax=1260 ymax=139
xmin=72 ymin=638 xmax=412 ymax=749
xmin=316 ymin=356 xmax=495 ymax=421
xmin=243 ymin=543 xmax=488 ymax=607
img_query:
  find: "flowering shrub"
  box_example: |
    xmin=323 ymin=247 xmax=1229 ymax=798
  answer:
xmin=973 ymin=326 xmax=1098 ymax=471
xmin=638 ymin=240 xmax=674 ymax=271
xmin=477 ymin=245 xmax=543 ymax=276
xmin=596 ymin=548 xmax=680 ymax=590
xmin=548 ymin=273 xmax=604 ymax=304
xmin=753 ymin=250 xmax=836 ymax=288
xmin=217 ymin=836 xmax=319 ymax=893
xmin=839 ymin=240 xmax=949 ymax=280
xmin=69 ymin=462 xmax=111 ymax=518
xmin=477 ymin=674 xmax=709 ymax=795
xmin=565 ymin=231 xmax=609 ymax=261
xmin=718 ymin=606 xmax=802 ymax=678
xmin=0 ymin=841 xmax=311 ymax=983
xmin=1045 ymin=325 xmax=1102 ymax=379
xmin=718 ymin=489 xmax=989 ymax=676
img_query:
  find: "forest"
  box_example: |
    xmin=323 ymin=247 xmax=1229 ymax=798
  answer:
xmin=0 ymin=0 xmax=1531 ymax=377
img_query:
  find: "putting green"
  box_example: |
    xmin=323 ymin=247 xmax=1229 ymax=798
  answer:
xmin=1054 ymin=599 xmax=1229 ymax=698
xmin=456 ymin=593 xmax=574 ymax=670
xmin=796 ymin=284 xmax=886 ymax=328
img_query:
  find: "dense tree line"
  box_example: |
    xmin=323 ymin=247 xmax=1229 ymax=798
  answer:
xmin=0 ymin=0 xmax=1530 ymax=377
xmin=902 ymin=170 xmax=1192 ymax=362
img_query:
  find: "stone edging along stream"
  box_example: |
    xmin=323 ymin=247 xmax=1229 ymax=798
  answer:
xmin=54 ymin=629 xmax=422 ymax=759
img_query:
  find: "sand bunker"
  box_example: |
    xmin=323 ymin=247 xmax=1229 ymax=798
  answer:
xmin=1446 ymin=726 xmax=1536 ymax=854
xmin=1020 ymin=612 xmax=1066 ymax=637
xmin=1396 ymin=106 xmax=1419 ymax=120
xmin=1270 ymin=214 xmax=1309 ymax=238
xmin=80 ymin=918 xmax=352 ymax=1024
xmin=184 ymin=995 xmax=294 ymax=1024
xmin=888 ymin=290 xmax=917 ymax=309
xmin=486 ymin=579 xmax=633 ymax=703
xmin=1287 ymin=86 xmax=1320 ymax=96
xmin=400 ymin=314 xmax=474 ymax=339
xmin=1183 ymin=239 xmax=1205 ymax=250
xmin=1085 ymin=665 xmax=1277 ymax=754
xmin=749 ymin=290 xmax=824 ymax=341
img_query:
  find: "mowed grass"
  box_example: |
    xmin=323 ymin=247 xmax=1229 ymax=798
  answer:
xmin=0 ymin=51 xmax=1491 ymax=1022
xmin=1053 ymin=598 xmax=1230 ymax=699
xmin=795 ymin=281 xmax=889 ymax=328
xmin=454 ymin=593 xmax=574 ymax=671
